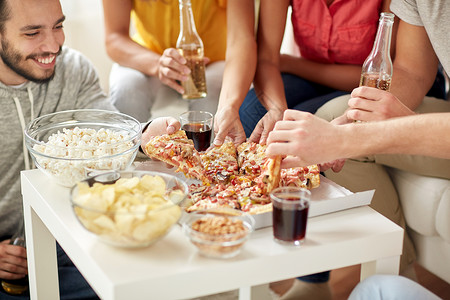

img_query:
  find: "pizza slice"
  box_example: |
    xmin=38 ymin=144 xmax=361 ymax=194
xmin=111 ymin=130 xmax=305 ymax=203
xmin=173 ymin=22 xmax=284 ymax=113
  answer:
xmin=255 ymin=155 xmax=282 ymax=194
xmin=144 ymin=130 xmax=205 ymax=181
xmin=236 ymin=142 xmax=267 ymax=177
xmin=199 ymin=141 xmax=240 ymax=185
xmin=237 ymin=142 xmax=282 ymax=194
xmin=185 ymin=183 xmax=241 ymax=212
xmin=185 ymin=176 xmax=273 ymax=215
xmin=280 ymin=164 xmax=321 ymax=189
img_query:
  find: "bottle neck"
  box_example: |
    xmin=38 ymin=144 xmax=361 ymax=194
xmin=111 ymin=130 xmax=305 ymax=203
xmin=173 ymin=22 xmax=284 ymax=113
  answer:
xmin=10 ymin=220 xmax=26 ymax=247
xmin=371 ymin=13 xmax=394 ymax=58
xmin=179 ymin=0 xmax=198 ymax=39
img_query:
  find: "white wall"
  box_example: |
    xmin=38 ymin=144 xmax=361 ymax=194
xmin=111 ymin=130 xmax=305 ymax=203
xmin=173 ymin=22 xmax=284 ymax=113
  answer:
xmin=60 ymin=0 xmax=113 ymax=92
xmin=280 ymin=6 xmax=300 ymax=56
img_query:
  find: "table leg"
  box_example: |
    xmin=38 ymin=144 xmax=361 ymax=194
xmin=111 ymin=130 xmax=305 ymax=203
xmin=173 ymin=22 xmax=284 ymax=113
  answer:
xmin=23 ymin=203 xmax=60 ymax=300
xmin=360 ymin=255 xmax=400 ymax=281
xmin=238 ymin=286 xmax=251 ymax=300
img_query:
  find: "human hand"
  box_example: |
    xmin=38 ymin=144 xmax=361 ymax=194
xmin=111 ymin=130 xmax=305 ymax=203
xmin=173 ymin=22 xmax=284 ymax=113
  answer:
xmin=347 ymin=86 xmax=415 ymax=122
xmin=141 ymin=117 xmax=180 ymax=155
xmin=213 ymin=106 xmax=246 ymax=146
xmin=0 ymin=240 xmax=27 ymax=280
xmin=319 ymin=159 xmax=346 ymax=173
xmin=157 ymin=48 xmax=190 ymax=94
xmin=249 ymin=108 xmax=284 ymax=145
xmin=266 ymin=110 xmax=348 ymax=167
xmin=331 ymin=110 xmax=353 ymax=125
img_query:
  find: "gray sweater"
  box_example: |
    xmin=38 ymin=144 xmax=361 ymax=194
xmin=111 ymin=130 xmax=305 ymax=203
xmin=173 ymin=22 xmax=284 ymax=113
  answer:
xmin=0 ymin=46 xmax=116 ymax=238
xmin=391 ymin=0 xmax=450 ymax=75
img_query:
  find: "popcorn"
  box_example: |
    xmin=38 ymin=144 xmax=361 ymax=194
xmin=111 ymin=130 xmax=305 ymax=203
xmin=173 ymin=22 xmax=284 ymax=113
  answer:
xmin=32 ymin=127 xmax=136 ymax=187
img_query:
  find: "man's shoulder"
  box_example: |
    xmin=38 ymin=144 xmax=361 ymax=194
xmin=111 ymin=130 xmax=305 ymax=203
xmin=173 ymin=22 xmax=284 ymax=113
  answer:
xmin=55 ymin=46 xmax=97 ymax=80
xmin=58 ymin=46 xmax=92 ymax=67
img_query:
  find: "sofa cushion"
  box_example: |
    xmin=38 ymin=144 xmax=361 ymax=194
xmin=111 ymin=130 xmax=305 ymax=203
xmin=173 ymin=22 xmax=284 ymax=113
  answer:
xmin=436 ymin=188 xmax=450 ymax=242
xmin=388 ymin=168 xmax=450 ymax=242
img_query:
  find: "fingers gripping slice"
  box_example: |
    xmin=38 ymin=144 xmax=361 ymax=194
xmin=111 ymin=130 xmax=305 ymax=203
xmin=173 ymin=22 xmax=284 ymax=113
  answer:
xmin=145 ymin=130 xmax=205 ymax=181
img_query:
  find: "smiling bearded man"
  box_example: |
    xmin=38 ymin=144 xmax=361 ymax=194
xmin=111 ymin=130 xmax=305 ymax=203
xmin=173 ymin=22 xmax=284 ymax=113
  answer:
xmin=0 ymin=0 xmax=116 ymax=299
xmin=0 ymin=37 xmax=62 ymax=83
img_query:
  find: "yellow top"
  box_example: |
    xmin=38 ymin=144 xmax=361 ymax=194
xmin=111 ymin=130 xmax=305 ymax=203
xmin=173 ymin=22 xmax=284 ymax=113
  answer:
xmin=131 ymin=0 xmax=227 ymax=62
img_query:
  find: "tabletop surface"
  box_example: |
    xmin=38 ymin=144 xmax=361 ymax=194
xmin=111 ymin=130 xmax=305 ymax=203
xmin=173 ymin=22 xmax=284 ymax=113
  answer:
xmin=21 ymin=169 xmax=403 ymax=299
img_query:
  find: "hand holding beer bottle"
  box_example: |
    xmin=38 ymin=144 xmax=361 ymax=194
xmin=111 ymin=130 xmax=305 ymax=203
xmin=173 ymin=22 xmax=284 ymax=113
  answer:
xmin=1 ymin=221 xmax=29 ymax=295
xmin=354 ymin=12 xmax=394 ymax=123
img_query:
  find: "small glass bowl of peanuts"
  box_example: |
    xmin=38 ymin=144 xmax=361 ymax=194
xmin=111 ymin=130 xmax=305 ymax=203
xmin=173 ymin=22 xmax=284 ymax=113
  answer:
xmin=181 ymin=208 xmax=255 ymax=259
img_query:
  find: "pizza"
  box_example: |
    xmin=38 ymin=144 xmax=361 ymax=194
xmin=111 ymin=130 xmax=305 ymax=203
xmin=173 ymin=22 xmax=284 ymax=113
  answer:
xmin=144 ymin=130 xmax=205 ymax=181
xmin=237 ymin=142 xmax=267 ymax=177
xmin=237 ymin=142 xmax=282 ymax=194
xmin=280 ymin=164 xmax=320 ymax=189
xmin=200 ymin=141 xmax=239 ymax=185
xmin=145 ymin=131 xmax=320 ymax=214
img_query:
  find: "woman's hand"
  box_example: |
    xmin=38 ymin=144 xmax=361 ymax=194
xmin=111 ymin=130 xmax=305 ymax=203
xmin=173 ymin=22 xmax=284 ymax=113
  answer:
xmin=213 ymin=106 xmax=247 ymax=146
xmin=141 ymin=117 xmax=180 ymax=155
xmin=249 ymin=108 xmax=284 ymax=145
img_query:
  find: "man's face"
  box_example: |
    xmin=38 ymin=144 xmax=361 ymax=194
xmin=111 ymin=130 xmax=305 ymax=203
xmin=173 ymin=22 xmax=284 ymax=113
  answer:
xmin=0 ymin=0 xmax=65 ymax=85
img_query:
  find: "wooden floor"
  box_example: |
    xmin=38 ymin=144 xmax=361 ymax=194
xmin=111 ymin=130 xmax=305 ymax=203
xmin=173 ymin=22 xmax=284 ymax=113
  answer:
xmin=329 ymin=263 xmax=450 ymax=300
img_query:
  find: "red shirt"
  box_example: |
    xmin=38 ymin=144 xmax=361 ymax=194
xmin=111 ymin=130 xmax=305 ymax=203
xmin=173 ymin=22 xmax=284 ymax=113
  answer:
xmin=291 ymin=0 xmax=383 ymax=65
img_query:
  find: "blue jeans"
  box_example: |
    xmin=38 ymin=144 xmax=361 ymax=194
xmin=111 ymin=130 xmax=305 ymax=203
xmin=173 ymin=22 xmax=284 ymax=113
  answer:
xmin=348 ymin=275 xmax=440 ymax=299
xmin=239 ymin=73 xmax=347 ymax=137
xmin=0 ymin=244 xmax=99 ymax=300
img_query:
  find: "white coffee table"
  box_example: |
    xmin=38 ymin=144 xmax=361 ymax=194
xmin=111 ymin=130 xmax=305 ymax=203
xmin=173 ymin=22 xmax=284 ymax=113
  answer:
xmin=21 ymin=169 xmax=403 ymax=300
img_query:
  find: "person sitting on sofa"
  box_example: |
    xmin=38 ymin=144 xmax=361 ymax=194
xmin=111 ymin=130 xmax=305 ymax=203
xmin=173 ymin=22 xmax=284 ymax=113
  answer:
xmin=0 ymin=0 xmax=183 ymax=298
xmin=102 ymin=0 xmax=227 ymax=122
xmin=266 ymin=0 xmax=450 ymax=296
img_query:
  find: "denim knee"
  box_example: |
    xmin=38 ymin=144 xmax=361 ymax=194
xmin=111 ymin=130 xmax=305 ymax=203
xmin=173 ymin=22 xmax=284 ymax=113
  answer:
xmin=297 ymin=271 xmax=330 ymax=283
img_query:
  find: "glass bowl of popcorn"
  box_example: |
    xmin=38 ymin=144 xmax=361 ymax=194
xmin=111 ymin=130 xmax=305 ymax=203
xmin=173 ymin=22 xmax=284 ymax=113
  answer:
xmin=71 ymin=170 xmax=189 ymax=248
xmin=25 ymin=109 xmax=141 ymax=187
xmin=181 ymin=209 xmax=255 ymax=259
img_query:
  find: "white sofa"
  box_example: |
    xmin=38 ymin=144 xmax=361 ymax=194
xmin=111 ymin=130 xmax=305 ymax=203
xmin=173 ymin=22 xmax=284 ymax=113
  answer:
xmin=389 ymin=168 xmax=450 ymax=283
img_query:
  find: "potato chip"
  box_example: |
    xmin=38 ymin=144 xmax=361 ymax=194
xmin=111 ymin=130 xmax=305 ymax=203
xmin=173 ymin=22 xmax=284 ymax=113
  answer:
xmin=73 ymin=175 xmax=184 ymax=247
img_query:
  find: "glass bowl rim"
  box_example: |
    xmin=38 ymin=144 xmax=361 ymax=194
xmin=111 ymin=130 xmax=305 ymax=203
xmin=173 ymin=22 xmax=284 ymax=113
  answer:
xmin=182 ymin=208 xmax=255 ymax=241
xmin=70 ymin=170 xmax=189 ymax=214
xmin=25 ymin=109 xmax=142 ymax=159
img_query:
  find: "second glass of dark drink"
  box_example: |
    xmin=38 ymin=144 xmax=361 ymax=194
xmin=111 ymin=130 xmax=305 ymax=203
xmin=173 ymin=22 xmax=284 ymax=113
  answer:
xmin=270 ymin=187 xmax=311 ymax=246
xmin=179 ymin=111 xmax=213 ymax=152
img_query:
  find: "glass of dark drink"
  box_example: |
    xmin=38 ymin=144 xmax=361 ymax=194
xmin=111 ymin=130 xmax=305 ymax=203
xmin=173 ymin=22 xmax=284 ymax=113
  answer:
xmin=270 ymin=187 xmax=311 ymax=246
xmin=180 ymin=111 xmax=213 ymax=152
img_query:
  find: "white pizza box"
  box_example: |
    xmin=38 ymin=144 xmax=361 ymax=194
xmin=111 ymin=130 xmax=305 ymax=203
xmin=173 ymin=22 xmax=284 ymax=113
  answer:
xmin=252 ymin=176 xmax=374 ymax=229
xmin=133 ymin=161 xmax=374 ymax=229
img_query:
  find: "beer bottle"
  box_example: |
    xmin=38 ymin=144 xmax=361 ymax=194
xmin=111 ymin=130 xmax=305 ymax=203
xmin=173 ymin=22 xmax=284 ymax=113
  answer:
xmin=359 ymin=12 xmax=394 ymax=91
xmin=1 ymin=221 xmax=29 ymax=295
xmin=176 ymin=0 xmax=207 ymax=99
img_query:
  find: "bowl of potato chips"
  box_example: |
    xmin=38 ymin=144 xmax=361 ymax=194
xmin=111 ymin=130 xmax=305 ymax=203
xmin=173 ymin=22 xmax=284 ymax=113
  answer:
xmin=70 ymin=170 xmax=188 ymax=248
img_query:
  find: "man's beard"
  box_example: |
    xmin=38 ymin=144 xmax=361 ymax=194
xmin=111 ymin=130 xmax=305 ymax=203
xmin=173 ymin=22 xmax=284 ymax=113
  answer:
xmin=0 ymin=38 xmax=61 ymax=84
